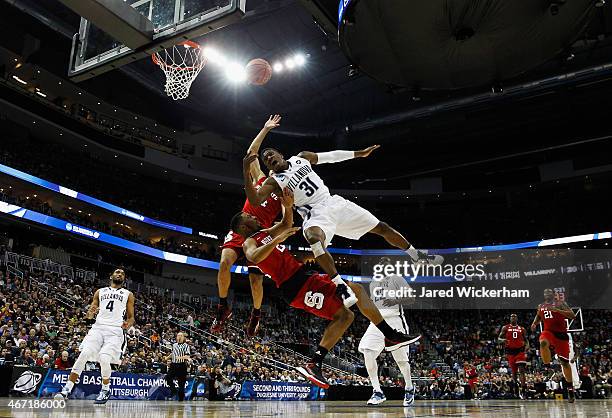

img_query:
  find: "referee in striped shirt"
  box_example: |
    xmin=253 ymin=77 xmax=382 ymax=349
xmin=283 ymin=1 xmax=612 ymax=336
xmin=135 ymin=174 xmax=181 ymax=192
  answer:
xmin=166 ymin=332 xmax=190 ymax=401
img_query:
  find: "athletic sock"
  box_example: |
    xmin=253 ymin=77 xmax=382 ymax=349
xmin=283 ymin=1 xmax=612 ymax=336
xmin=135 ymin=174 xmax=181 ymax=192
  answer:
xmin=404 ymin=245 xmax=420 ymax=261
xmin=65 ymin=380 xmax=75 ymax=392
xmin=363 ymin=350 xmax=382 ymax=393
xmin=375 ymin=320 xmax=400 ymax=339
xmin=102 ymin=383 xmax=110 ymax=391
xmin=219 ymin=297 xmax=228 ymax=307
xmin=331 ymin=275 xmax=345 ymax=286
xmin=311 ymin=346 xmax=329 ymax=367
xmin=252 ymin=308 xmax=261 ymax=316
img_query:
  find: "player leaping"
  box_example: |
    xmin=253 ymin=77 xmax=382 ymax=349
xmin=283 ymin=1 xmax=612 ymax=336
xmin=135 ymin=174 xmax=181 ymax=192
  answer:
xmin=231 ymin=190 xmax=421 ymax=389
xmin=243 ymin=143 xmax=443 ymax=308
xmin=530 ymin=288 xmax=577 ymax=403
xmin=498 ymin=314 xmax=529 ymax=399
xmin=212 ymin=115 xmax=283 ymax=336
xmin=55 ymin=268 xmax=135 ymax=404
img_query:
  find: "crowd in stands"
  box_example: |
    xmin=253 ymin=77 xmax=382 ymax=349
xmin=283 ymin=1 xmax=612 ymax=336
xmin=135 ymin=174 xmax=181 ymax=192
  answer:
xmin=2 ymin=256 xmax=610 ymax=400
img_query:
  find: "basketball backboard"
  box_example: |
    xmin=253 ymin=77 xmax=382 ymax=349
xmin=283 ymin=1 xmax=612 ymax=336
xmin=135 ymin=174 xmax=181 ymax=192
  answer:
xmin=66 ymin=0 xmax=246 ymax=81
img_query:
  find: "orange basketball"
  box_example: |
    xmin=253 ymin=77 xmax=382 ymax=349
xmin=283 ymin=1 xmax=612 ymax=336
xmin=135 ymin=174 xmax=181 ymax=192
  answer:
xmin=246 ymin=58 xmax=272 ymax=85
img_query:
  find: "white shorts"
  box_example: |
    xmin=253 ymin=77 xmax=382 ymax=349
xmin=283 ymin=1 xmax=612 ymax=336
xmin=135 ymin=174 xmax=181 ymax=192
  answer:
xmin=80 ymin=324 xmax=126 ymax=364
xmin=358 ymin=316 xmax=410 ymax=361
xmin=302 ymin=195 xmax=380 ymax=247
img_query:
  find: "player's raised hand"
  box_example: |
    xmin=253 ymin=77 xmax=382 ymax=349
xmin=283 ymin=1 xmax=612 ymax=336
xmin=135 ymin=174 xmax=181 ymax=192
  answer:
xmin=356 ymin=144 xmax=381 ymax=158
xmin=280 ymin=187 xmax=294 ymax=207
xmin=264 ymin=114 xmax=282 ymax=130
xmin=276 ymin=226 xmax=300 ymax=243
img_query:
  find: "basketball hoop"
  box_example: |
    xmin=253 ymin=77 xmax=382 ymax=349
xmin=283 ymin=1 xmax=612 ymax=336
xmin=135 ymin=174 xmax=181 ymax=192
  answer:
xmin=152 ymin=40 xmax=206 ymax=100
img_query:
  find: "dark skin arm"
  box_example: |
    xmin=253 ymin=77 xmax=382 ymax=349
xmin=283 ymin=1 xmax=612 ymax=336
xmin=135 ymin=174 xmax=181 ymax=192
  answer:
xmin=550 ymin=301 xmax=576 ymax=320
xmin=122 ymin=292 xmax=135 ymax=329
xmin=243 ymin=189 xmax=300 ymax=264
xmin=522 ymin=326 xmax=530 ymax=350
xmin=86 ymin=289 xmax=100 ymax=319
xmin=297 ymin=145 xmax=381 ymax=165
xmin=243 ymin=154 xmax=281 ymax=206
xmin=530 ymin=308 xmax=542 ymax=332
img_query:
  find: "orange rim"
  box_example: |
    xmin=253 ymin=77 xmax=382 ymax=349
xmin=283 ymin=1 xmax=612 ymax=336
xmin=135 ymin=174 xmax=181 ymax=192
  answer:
xmin=151 ymin=40 xmax=206 ymax=71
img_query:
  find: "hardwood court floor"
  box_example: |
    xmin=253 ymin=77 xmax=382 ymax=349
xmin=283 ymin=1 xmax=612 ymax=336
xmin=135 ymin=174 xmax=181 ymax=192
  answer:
xmin=1 ymin=399 xmax=610 ymax=417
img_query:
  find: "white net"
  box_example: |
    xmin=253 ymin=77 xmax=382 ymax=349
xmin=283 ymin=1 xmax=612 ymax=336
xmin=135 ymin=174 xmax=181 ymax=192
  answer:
xmin=152 ymin=41 xmax=206 ymax=100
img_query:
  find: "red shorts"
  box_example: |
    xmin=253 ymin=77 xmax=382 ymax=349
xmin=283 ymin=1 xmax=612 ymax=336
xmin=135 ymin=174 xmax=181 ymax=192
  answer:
xmin=221 ymin=230 xmax=245 ymax=257
xmin=507 ymin=351 xmax=527 ymax=374
xmin=539 ymin=330 xmax=570 ymax=361
xmin=220 ymin=231 xmax=261 ymax=272
xmin=468 ymin=377 xmax=478 ymax=386
xmin=289 ymin=273 xmax=344 ymax=321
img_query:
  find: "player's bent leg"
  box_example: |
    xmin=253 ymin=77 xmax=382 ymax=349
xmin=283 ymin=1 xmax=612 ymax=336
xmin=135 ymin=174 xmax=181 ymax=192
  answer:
xmin=539 ymin=339 xmax=552 ymax=364
xmin=94 ymin=353 xmax=113 ymax=404
xmin=362 ymin=349 xmax=386 ymax=405
xmin=559 ymin=359 xmax=576 ymax=403
xmin=391 ymin=348 xmax=415 ymax=406
xmin=296 ymin=307 xmax=354 ymax=389
xmin=211 ymin=249 xmax=238 ymax=332
xmin=305 ymin=226 xmax=358 ymax=308
xmin=246 ymin=271 xmax=264 ymax=337
xmin=369 ymin=222 xmax=443 ymax=265
xmin=347 ymin=282 xmax=421 ymax=351
xmin=55 ymin=347 xmax=96 ymax=399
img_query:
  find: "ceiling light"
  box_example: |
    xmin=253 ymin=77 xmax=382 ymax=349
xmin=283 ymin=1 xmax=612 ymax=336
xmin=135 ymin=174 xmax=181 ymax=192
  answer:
xmin=12 ymin=76 xmax=27 ymax=85
xmin=225 ymin=62 xmax=247 ymax=83
xmin=36 ymin=91 xmax=47 ymax=98
xmin=273 ymin=62 xmax=284 ymax=72
xmin=294 ymin=53 xmax=306 ymax=66
xmin=203 ymin=47 xmax=227 ymax=65
xmin=285 ymin=58 xmax=296 ymax=69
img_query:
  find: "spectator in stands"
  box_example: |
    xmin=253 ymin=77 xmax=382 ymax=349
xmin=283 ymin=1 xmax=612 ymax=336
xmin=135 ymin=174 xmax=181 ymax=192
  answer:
xmin=54 ymin=350 xmax=73 ymax=370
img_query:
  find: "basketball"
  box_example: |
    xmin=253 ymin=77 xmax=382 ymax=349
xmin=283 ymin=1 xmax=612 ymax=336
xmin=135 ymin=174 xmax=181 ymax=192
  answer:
xmin=246 ymin=58 xmax=272 ymax=85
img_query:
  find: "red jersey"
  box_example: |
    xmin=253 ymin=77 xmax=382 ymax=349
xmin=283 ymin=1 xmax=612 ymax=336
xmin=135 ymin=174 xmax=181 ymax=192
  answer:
xmin=504 ymin=324 xmax=526 ymax=350
xmin=250 ymin=231 xmax=302 ymax=287
xmin=538 ymin=303 xmax=568 ymax=334
xmin=242 ymin=177 xmax=281 ymax=228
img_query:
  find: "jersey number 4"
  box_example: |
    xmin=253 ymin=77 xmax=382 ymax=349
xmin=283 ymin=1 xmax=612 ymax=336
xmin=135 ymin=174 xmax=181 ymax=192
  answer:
xmin=106 ymin=300 xmax=114 ymax=312
xmin=298 ymin=177 xmax=319 ymax=197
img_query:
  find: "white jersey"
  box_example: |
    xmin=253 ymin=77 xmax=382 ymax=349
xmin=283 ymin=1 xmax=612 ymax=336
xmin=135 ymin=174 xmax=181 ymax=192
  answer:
xmin=369 ymin=275 xmax=409 ymax=319
xmin=95 ymin=286 xmax=130 ymax=327
xmin=271 ymin=156 xmax=330 ymax=217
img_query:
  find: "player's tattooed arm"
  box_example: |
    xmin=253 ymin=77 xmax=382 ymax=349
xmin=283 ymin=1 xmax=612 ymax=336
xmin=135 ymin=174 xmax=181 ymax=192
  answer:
xmin=551 ymin=301 xmax=576 ymax=320
xmin=243 ymin=154 xmax=280 ymax=205
xmin=497 ymin=325 xmax=508 ymax=342
xmin=243 ymin=227 xmax=300 ymax=264
xmin=86 ymin=289 xmax=100 ymax=320
xmin=123 ymin=292 xmax=135 ymax=329
xmin=247 ymin=115 xmax=282 ymax=182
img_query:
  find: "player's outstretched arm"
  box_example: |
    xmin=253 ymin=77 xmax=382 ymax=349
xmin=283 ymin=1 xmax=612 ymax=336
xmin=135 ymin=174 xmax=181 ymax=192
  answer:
xmin=522 ymin=327 xmax=530 ymax=350
xmin=122 ymin=292 xmax=135 ymax=329
xmin=86 ymin=289 xmax=100 ymax=320
xmin=243 ymin=154 xmax=281 ymax=205
xmin=298 ymin=145 xmax=380 ymax=165
xmin=247 ymin=115 xmax=281 ymax=182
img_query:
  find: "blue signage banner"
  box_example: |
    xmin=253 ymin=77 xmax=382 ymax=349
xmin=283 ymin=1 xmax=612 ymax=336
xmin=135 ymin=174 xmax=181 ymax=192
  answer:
xmin=338 ymin=0 xmax=354 ymax=25
xmin=0 ymin=163 xmax=192 ymax=234
xmin=239 ymin=380 xmax=321 ymax=401
xmin=37 ymin=369 xmax=196 ymax=401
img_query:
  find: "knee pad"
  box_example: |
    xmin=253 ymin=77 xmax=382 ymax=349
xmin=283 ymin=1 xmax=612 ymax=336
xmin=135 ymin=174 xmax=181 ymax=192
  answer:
xmin=99 ymin=353 xmax=113 ymax=379
xmin=310 ymin=241 xmax=325 ymax=257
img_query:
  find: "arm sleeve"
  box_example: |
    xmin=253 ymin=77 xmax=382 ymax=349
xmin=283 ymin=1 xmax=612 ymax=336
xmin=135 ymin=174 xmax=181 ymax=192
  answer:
xmin=316 ymin=150 xmax=355 ymax=164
